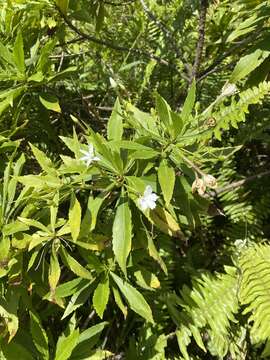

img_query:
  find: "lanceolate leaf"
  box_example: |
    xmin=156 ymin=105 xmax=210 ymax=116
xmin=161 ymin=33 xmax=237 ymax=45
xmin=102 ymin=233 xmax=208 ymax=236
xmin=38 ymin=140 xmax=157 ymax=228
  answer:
xmin=30 ymin=144 xmax=58 ymax=176
xmin=112 ymin=196 xmax=132 ymax=276
xmin=69 ymin=194 xmax=81 ymax=242
xmin=93 ymin=276 xmax=110 ymax=319
xmin=39 ymin=94 xmax=61 ymax=113
xmin=55 ymin=329 xmax=79 ymax=360
xmin=155 ymin=93 xmax=173 ymax=134
xmin=60 ymin=247 xmax=92 ymax=280
xmin=181 ymin=80 xmax=196 ymax=123
xmin=230 ymin=49 xmax=270 ymax=83
xmin=110 ymin=272 xmax=154 ymax=323
xmin=13 ymin=30 xmax=25 ymax=74
xmin=48 ymin=245 xmax=61 ymax=296
xmin=158 ymin=159 xmax=175 ymax=206
xmin=30 ymin=312 xmax=49 ymax=360
xmin=56 ymin=0 xmax=69 ymax=15
xmin=107 ymin=97 xmax=123 ymax=141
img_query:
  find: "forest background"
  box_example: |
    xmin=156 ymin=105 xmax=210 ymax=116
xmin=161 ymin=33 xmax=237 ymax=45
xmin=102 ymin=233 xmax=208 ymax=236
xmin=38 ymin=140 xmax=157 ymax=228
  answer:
xmin=1 ymin=0 xmax=270 ymax=359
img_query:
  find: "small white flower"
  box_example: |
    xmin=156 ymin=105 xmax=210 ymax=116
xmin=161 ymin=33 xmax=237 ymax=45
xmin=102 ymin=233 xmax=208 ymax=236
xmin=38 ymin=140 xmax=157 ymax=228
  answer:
xmin=80 ymin=143 xmax=100 ymax=167
xmin=234 ymin=239 xmax=247 ymax=249
xmin=221 ymin=83 xmax=238 ymax=97
xmin=138 ymin=185 xmax=158 ymax=211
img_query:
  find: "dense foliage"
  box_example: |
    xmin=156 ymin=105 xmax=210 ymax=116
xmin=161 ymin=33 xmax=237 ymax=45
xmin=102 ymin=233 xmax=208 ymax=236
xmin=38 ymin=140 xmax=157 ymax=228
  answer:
xmin=1 ymin=0 xmax=270 ymax=359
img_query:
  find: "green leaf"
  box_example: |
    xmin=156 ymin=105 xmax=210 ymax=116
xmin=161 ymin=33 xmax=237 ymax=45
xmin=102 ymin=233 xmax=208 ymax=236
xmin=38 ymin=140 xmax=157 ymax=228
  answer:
xmin=28 ymin=71 xmax=44 ymax=82
xmin=80 ymin=193 xmax=106 ymax=235
xmin=13 ymin=30 xmax=25 ymax=74
xmin=17 ymin=174 xmax=61 ymax=189
xmin=0 ymin=42 xmax=15 ymax=65
xmin=107 ymin=99 xmax=123 ymax=141
xmin=110 ymin=272 xmax=154 ymax=323
xmin=48 ymin=245 xmax=61 ymax=296
xmin=1 ymin=341 xmax=33 ymax=360
xmin=2 ymin=221 xmax=29 ymax=237
xmin=93 ymin=276 xmax=110 ymax=319
xmin=155 ymin=93 xmax=173 ymax=135
xmin=56 ymin=0 xmax=69 ymax=15
xmin=61 ymin=281 xmax=92 ymax=319
xmin=230 ymin=50 xmax=270 ymax=83
xmin=60 ymin=247 xmax=92 ymax=280
xmin=0 ymin=87 xmax=24 ymax=116
xmin=95 ymin=2 xmax=105 ymax=32
xmin=30 ymin=144 xmax=58 ymax=175
xmin=112 ymin=285 xmax=127 ymax=318
xmin=30 ymin=312 xmax=49 ymax=360
xmin=134 ymin=269 xmax=160 ymax=290
xmin=0 ymin=300 xmax=19 ymax=342
xmin=69 ymin=194 xmax=81 ymax=242
xmin=50 ymin=191 xmax=59 ymax=232
xmin=55 ymin=329 xmax=79 ymax=360
xmin=112 ymin=196 xmax=132 ymax=276
xmin=158 ymin=159 xmax=175 ymax=206
xmin=18 ymin=217 xmax=49 ymax=233
xmin=54 ymin=278 xmax=86 ymax=298
xmin=70 ymin=322 xmax=109 ymax=359
xmin=147 ymin=229 xmax=167 ymax=275
xmin=77 ymin=322 xmax=108 ymax=344
xmin=181 ymin=80 xmax=196 ymax=123
xmin=39 ymin=93 xmax=61 ymax=113
xmin=171 ymin=110 xmax=183 ymax=137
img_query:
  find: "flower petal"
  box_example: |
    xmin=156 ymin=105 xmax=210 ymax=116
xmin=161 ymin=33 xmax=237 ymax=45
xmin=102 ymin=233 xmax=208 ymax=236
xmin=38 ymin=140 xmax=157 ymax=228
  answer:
xmin=144 ymin=185 xmax=153 ymax=196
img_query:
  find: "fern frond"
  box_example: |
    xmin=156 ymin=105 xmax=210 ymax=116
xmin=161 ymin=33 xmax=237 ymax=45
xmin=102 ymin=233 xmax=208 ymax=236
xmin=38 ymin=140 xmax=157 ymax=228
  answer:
xmin=239 ymin=243 xmax=270 ymax=344
xmin=210 ymin=81 xmax=270 ymax=141
xmin=176 ymin=267 xmax=239 ymax=359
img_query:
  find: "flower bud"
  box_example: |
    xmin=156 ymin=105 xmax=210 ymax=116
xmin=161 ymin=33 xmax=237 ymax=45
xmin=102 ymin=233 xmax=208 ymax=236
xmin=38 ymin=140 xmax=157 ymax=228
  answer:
xmin=203 ymin=174 xmax=217 ymax=189
xmin=192 ymin=178 xmax=206 ymax=196
xmin=221 ymin=83 xmax=237 ymax=97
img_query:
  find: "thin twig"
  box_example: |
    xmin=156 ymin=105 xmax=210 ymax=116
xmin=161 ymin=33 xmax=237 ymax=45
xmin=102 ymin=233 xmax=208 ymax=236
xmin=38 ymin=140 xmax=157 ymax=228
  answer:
xmin=197 ymin=29 xmax=265 ymax=82
xmin=181 ymin=153 xmax=205 ymax=177
xmin=214 ymin=170 xmax=270 ymax=196
xmin=57 ymin=51 xmax=64 ymax=71
xmin=104 ymin=0 xmax=135 ymax=5
xmin=56 ymin=5 xmax=179 ymax=72
xmin=190 ymin=0 xmax=208 ymax=82
xmin=81 ymin=310 xmax=96 ymax=330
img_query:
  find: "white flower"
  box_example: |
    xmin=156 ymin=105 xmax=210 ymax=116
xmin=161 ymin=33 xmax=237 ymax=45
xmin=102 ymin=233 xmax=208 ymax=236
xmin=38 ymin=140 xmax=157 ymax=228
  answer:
xmin=80 ymin=143 xmax=100 ymax=167
xmin=234 ymin=239 xmax=247 ymax=249
xmin=138 ymin=185 xmax=158 ymax=211
xmin=221 ymin=83 xmax=237 ymax=97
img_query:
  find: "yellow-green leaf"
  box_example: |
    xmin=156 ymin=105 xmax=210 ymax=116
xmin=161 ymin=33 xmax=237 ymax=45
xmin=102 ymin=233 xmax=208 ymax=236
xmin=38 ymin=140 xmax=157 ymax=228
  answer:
xmin=158 ymin=159 xmax=175 ymax=206
xmin=39 ymin=93 xmax=61 ymax=113
xmin=48 ymin=245 xmax=61 ymax=296
xmin=69 ymin=194 xmax=81 ymax=242
xmin=107 ymin=97 xmax=123 ymax=141
xmin=56 ymin=0 xmax=69 ymax=15
xmin=93 ymin=276 xmax=110 ymax=319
